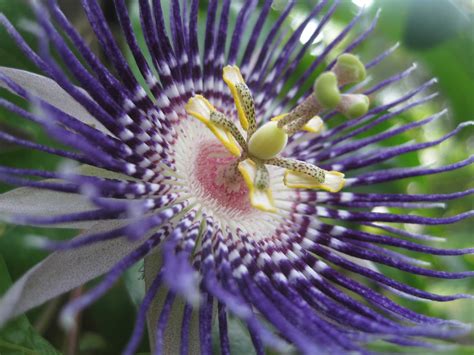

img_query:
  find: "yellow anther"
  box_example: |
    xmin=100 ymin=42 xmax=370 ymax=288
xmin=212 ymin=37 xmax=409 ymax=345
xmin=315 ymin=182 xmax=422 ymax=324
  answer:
xmin=185 ymin=95 xmax=242 ymax=157
xmin=284 ymin=169 xmax=345 ymax=192
xmin=248 ymin=121 xmax=288 ymax=160
xmin=238 ymin=158 xmax=276 ymax=212
xmin=223 ymin=65 xmax=256 ymax=134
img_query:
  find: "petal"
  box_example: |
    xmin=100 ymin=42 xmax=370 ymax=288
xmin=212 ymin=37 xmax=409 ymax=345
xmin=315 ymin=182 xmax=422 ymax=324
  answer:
xmin=144 ymin=251 xmax=200 ymax=354
xmin=0 ymin=67 xmax=109 ymax=134
xmin=237 ymin=159 xmax=276 ymax=212
xmin=78 ymin=164 xmax=138 ymax=182
xmin=284 ymin=170 xmax=345 ymax=192
xmin=0 ymin=185 xmax=97 ymax=229
xmin=185 ymin=95 xmax=241 ymax=156
xmin=0 ymin=220 xmax=140 ymax=326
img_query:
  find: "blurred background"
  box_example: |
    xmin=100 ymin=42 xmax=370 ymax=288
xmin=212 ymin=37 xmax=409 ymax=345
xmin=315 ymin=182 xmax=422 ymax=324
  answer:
xmin=0 ymin=0 xmax=472 ymax=353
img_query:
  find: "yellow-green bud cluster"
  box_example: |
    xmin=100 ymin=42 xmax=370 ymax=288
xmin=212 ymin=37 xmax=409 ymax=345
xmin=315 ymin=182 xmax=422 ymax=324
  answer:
xmin=313 ymin=53 xmax=369 ymax=118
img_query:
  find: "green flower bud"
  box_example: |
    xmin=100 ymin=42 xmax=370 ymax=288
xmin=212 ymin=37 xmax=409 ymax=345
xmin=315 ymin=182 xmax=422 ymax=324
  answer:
xmin=334 ymin=53 xmax=366 ymax=85
xmin=248 ymin=121 xmax=288 ymax=160
xmin=313 ymin=72 xmax=341 ymax=109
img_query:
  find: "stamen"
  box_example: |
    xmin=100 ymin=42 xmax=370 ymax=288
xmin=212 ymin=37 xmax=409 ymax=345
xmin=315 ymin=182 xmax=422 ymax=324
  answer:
xmin=209 ymin=111 xmax=247 ymax=151
xmin=254 ymin=163 xmax=270 ymax=190
xmin=266 ymin=157 xmax=345 ymax=193
xmin=276 ymin=94 xmax=321 ymax=130
xmin=284 ymin=115 xmax=325 ymax=135
xmin=284 ymin=117 xmax=312 ymax=136
xmin=238 ymin=158 xmax=276 ymax=212
xmin=272 ymin=114 xmax=324 ymax=134
xmin=283 ymin=170 xmax=345 ymax=192
xmin=185 ymin=95 xmax=242 ymax=157
xmin=267 ymin=157 xmax=325 ymax=182
xmin=223 ymin=65 xmax=256 ymax=136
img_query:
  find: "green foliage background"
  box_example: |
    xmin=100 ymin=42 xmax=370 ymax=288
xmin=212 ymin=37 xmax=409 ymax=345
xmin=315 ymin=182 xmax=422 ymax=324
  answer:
xmin=0 ymin=0 xmax=472 ymax=354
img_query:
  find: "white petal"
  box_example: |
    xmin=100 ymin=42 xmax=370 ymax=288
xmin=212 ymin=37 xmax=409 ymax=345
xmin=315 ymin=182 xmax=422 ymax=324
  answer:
xmin=0 ymin=67 xmax=110 ymax=135
xmin=0 ymin=220 xmax=140 ymax=326
xmin=78 ymin=164 xmax=138 ymax=182
xmin=145 ymin=251 xmax=200 ymax=354
xmin=0 ymin=185 xmax=97 ymax=229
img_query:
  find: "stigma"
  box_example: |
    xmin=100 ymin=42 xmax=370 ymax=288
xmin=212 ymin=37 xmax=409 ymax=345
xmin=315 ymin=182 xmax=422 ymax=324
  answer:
xmin=185 ymin=54 xmax=369 ymax=212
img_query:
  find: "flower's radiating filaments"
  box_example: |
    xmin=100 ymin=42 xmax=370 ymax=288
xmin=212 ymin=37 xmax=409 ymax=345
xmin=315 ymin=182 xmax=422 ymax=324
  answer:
xmin=0 ymin=0 xmax=472 ymax=354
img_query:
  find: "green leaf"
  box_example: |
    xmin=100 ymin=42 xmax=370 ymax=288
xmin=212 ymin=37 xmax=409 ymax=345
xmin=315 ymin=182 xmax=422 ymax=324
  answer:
xmin=78 ymin=331 xmax=107 ymax=353
xmin=212 ymin=316 xmax=257 ymax=355
xmin=0 ymin=0 xmax=35 ymax=70
xmin=124 ymin=260 xmax=145 ymax=308
xmin=144 ymin=251 xmax=200 ymax=354
xmin=0 ymin=255 xmax=62 ymax=355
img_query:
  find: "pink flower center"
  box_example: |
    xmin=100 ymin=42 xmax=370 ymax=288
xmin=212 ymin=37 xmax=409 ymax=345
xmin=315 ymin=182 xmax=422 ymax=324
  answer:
xmin=194 ymin=142 xmax=252 ymax=213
